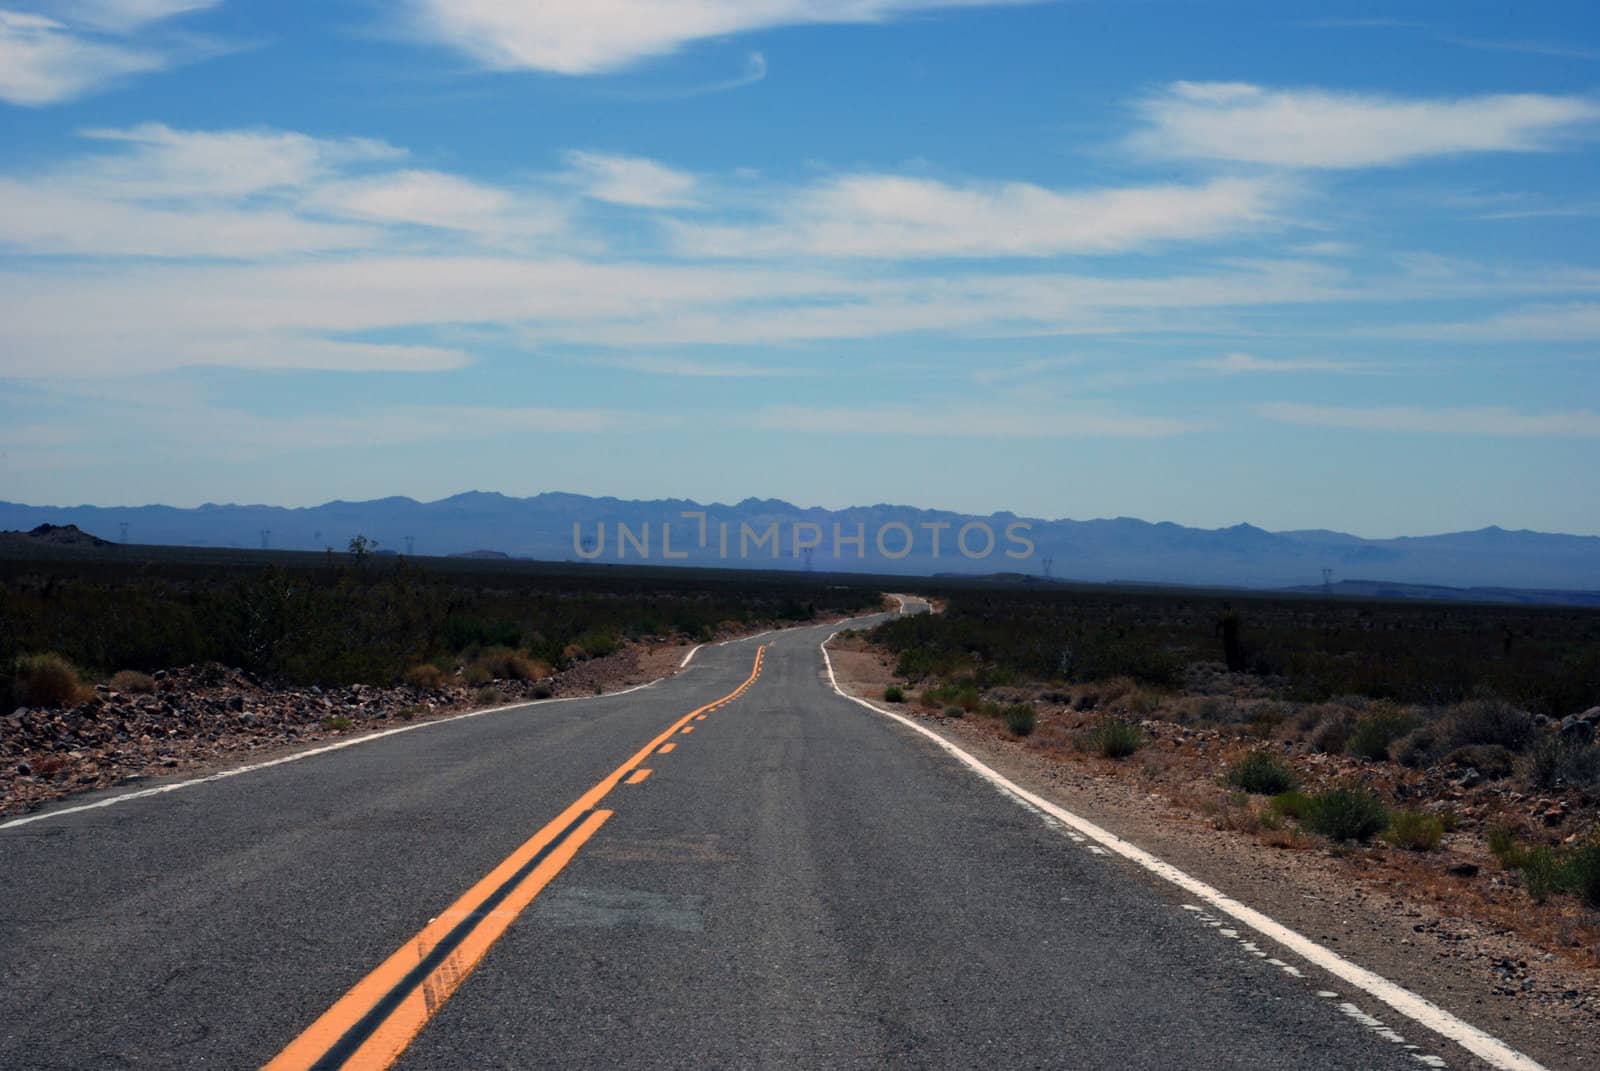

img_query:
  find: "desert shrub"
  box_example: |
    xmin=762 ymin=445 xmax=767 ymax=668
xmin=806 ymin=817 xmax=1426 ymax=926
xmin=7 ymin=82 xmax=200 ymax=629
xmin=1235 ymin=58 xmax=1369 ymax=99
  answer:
xmin=462 ymin=663 xmax=492 ymax=687
xmin=1491 ymin=831 xmax=1600 ymax=906
xmin=1310 ymin=709 xmax=1356 ymax=754
xmin=320 ymin=714 xmax=353 ymax=731
xmin=1385 ymin=811 xmax=1444 ymax=851
xmin=1270 ymin=790 xmax=1313 ymax=820
xmin=884 ymin=685 xmax=906 ymax=703
xmin=471 ymin=647 xmax=548 ymax=682
xmin=1303 ymin=788 xmax=1389 ymax=843
xmin=1391 ymin=726 xmax=1439 ymax=769
xmin=571 ymin=630 xmax=619 ymax=660
xmin=109 ymin=669 xmax=157 ymax=695
xmin=1081 ymin=716 xmax=1142 ymax=759
xmin=1346 ymin=707 xmax=1420 ymax=762
xmin=944 ymin=705 xmax=965 ymax=719
xmin=404 ymin=663 xmax=447 ymax=690
xmin=1519 ymin=736 xmax=1600 ymax=793
xmin=530 ymin=682 xmax=554 ymax=700
xmin=1003 ymin=703 xmax=1036 ymax=737
xmin=11 ymin=653 xmax=90 ymax=708
xmin=1443 ymin=744 xmax=1516 ymax=780
xmin=1226 ymin=750 xmax=1297 ymax=795
xmin=1443 ymin=700 xmax=1538 ymax=753
xmin=473 ymin=686 xmax=504 ymax=706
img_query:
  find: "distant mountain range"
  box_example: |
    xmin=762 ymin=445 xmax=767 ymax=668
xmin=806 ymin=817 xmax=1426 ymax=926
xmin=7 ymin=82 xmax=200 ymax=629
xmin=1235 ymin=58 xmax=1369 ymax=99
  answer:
xmin=2 ymin=492 xmax=1598 ymax=596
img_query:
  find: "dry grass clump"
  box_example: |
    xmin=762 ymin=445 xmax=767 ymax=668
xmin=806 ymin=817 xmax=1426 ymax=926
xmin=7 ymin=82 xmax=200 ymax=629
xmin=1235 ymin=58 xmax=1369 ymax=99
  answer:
xmin=108 ymin=669 xmax=157 ymax=694
xmin=404 ymin=663 xmax=448 ymax=691
xmin=12 ymin=653 xmax=92 ymax=708
xmin=468 ymin=647 xmax=551 ymax=682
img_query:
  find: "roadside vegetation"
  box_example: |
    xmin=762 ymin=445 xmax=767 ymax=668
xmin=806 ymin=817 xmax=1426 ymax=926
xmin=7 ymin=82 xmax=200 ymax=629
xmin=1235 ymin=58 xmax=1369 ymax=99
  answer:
xmin=0 ymin=550 xmax=881 ymax=704
xmin=865 ymin=585 xmax=1600 ymax=929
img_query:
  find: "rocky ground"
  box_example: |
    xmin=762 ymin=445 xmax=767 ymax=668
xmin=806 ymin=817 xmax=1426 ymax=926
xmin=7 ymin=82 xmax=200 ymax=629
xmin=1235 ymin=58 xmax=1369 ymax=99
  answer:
xmin=0 ymin=637 xmax=698 ymax=817
xmin=827 ymin=633 xmax=1600 ymax=1066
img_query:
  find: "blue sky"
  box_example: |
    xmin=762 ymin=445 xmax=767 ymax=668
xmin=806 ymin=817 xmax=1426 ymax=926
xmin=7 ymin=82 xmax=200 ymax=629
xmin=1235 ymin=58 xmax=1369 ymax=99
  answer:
xmin=2 ymin=1 xmax=1599 ymax=537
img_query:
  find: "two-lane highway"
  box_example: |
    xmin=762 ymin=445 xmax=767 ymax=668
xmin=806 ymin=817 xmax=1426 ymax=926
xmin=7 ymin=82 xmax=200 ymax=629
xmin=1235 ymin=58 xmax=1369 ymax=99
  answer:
xmin=1 ymin=607 xmax=1496 ymax=1069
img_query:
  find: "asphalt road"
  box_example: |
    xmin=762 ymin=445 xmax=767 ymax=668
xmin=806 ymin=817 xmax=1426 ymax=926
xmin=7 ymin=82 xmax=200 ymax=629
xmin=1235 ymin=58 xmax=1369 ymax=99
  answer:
xmin=2 ymin=605 xmax=1465 ymax=1069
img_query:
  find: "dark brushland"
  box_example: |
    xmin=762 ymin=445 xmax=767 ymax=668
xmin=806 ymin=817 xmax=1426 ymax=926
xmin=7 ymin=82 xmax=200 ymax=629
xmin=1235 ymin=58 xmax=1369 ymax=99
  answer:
xmin=3 ymin=492 xmax=1600 ymax=594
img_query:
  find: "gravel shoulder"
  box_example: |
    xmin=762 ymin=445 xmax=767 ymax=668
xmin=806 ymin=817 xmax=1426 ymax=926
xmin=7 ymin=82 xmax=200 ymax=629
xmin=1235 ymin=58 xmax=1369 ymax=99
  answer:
xmin=828 ymin=639 xmax=1600 ymax=1071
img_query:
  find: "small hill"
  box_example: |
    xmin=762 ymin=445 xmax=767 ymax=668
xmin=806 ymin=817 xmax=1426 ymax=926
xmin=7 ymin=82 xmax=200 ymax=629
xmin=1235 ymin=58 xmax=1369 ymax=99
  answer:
xmin=0 ymin=523 xmax=112 ymax=548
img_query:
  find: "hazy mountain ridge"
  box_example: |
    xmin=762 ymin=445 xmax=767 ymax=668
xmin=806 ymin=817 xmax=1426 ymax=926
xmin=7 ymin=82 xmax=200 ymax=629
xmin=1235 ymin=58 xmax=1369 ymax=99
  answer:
xmin=2 ymin=493 xmax=1598 ymax=592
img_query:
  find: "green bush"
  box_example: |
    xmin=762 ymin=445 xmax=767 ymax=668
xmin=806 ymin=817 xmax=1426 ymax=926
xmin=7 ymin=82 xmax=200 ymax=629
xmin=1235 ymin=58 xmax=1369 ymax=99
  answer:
xmin=1347 ymin=708 xmax=1420 ymax=762
xmin=883 ymin=685 xmax=906 ymax=703
xmin=1226 ymin=750 xmax=1297 ymax=795
xmin=1003 ymin=703 xmax=1036 ymax=737
xmin=1443 ymin=700 xmax=1537 ymax=753
xmin=943 ymin=705 xmax=965 ymax=719
xmin=320 ymin=714 xmax=353 ymax=731
xmin=404 ymin=663 xmax=447 ymax=691
xmin=1385 ymin=811 xmax=1444 ymax=851
xmin=1519 ymin=736 xmax=1600 ymax=793
xmin=1303 ymin=787 xmax=1389 ymax=843
xmin=1443 ymin=744 xmax=1516 ymax=780
xmin=1082 ymin=716 xmax=1142 ymax=759
xmin=530 ymin=682 xmax=554 ymax=700
xmin=1491 ymin=830 xmax=1600 ymax=906
xmin=1269 ymin=790 xmax=1313 ymax=820
xmin=11 ymin=653 xmax=90 ymax=709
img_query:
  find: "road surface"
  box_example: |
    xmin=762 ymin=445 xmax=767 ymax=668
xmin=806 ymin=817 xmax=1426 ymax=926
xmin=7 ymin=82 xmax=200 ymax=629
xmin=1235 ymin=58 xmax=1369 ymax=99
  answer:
xmin=1 ymin=604 xmax=1496 ymax=1069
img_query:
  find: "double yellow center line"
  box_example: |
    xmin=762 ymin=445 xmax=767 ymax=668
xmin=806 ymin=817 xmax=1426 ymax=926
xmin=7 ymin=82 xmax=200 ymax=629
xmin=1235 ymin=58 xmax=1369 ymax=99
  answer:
xmin=266 ymin=646 xmax=766 ymax=1071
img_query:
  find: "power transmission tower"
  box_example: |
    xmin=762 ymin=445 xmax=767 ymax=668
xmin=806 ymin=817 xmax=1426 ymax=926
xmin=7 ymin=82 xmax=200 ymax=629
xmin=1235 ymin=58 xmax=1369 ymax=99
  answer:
xmin=404 ymin=535 xmax=415 ymax=556
xmin=1041 ymin=556 xmax=1054 ymax=580
xmin=802 ymin=547 xmax=814 ymax=573
xmin=260 ymin=529 xmax=271 ymax=550
xmin=119 ymin=521 xmax=129 ymax=543
xmin=1322 ymin=567 xmax=1333 ymax=591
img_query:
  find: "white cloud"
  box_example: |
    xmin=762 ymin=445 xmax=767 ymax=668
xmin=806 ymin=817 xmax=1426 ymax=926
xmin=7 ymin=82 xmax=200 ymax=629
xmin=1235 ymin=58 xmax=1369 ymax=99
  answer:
xmin=403 ymin=0 xmax=1034 ymax=76
xmin=0 ymin=124 xmax=564 ymax=257
xmin=1195 ymin=352 xmax=1365 ymax=374
xmin=75 ymin=122 xmax=403 ymax=198
xmin=1133 ymin=82 xmax=1600 ymax=168
xmin=1259 ymin=403 xmax=1600 ymax=437
xmin=1376 ymin=302 xmax=1600 ymax=341
xmin=673 ymin=174 xmax=1285 ymax=258
xmin=593 ymin=355 xmax=799 ymax=377
xmin=0 ymin=3 xmax=219 ymax=105
xmin=41 ymin=0 xmax=219 ymax=32
xmin=0 ymin=10 xmax=162 ymax=104
xmin=564 ymin=151 xmax=699 ymax=208
xmin=750 ymin=404 xmax=1199 ymax=438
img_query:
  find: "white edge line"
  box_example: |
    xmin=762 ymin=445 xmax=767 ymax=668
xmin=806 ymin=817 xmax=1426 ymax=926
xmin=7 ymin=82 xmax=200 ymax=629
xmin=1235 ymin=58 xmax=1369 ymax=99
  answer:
xmin=679 ymin=643 xmax=703 ymax=668
xmin=819 ymin=631 xmax=1548 ymax=1071
xmin=1 ymin=672 xmax=673 ymax=832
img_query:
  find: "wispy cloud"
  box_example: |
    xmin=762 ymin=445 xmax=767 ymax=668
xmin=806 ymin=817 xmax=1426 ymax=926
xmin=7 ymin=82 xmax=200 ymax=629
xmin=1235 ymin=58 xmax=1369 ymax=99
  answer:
xmin=1195 ymin=352 xmax=1367 ymax=374
xmin=0 ymin=123 xmax=566 ymax=257
xmin=1445 ymin=36 xmax=1600 ymax=61
xmin=1259 ymin=402 xmax=1600 ymax=437
xmin=563 ymin=150 xmax=699 ymax=208
xmin=1132 ymin=82 xmax=1600 ymax=168
xmin=401 ymin=0 xmax=1037 ymax=76
xmin=1375 ymin=302 xmax=1600 ymax=341
xmin=592 ymin=355 xmax=800 ymax=378
xmin=749 ymin=403 xmax=1200 ymax=438
xmin=672 ymin=173 xmax=1287 ymax=258
xmin=0 ymin=3 xmax=220 ymax=105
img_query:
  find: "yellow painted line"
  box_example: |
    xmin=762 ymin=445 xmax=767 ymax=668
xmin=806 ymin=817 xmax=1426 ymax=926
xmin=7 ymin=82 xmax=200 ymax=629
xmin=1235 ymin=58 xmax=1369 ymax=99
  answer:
xmin=657 ymin=743 xmax=676 ymax=754
xmin=267 ymin=647 xmax=765 ymax=1071
xmin=695 ymin=714 xmax=707 ymax=721
xmin=625 ymin=769 xmax=652 ymax=785
xmin=680 ymin=725 xmax=695 ymax=734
